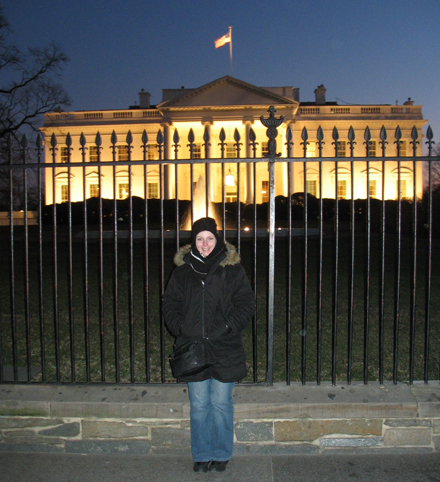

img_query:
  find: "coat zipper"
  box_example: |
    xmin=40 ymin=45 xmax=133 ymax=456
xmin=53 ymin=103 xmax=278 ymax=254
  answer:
xmin=201 ymin=279 xmax=206 ymax=339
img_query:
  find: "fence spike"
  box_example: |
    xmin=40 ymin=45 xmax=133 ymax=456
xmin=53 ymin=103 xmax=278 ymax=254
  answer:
xmin=126 ymin=130 xmax=133 ymax=145
xmin=142 ymin=129 xmax=149 ymax=145
xmin=364 ymin=126 xmax=371 ymax=142
xmin=187 ymin=128 xmax=195 ymax=159
xmin=202 ymin=126 xmax=211 ymax=159
xmin=394 ymin=126 xmax=402 ymax=156
xmin=80 ymin=132 xmax=87 ymax=147
xmin=95 ymin=132 xmax=102 ymax=147
xmin=203 ymin=125 xmax=210 ymax=144
xmin=173 ymin=129 xmax=181 ymax=159
xmin=348 ymin=126 xmax=356 ymax=157
xmin=111 ymin=130 xmax=118 ymax=146
xmin=426 ymin=125 xmax=433 ymax=142
xmin=332 ymin=127 xmax=339 ymax=157
xmin=21 ymin=133 xmax=28 ymax=149
xmin=173 ymin=129 xmax=180 ymax=145
xmin=410 ymin=126 xmax=419 ymax=156
xmin=411 ymin=126 xmax=418 ymax=141
xmin=379 ymin=126 xmax=388 ymax=156
xmin=426 ymin=125 xmax=435 ymax=156
xmin=233 ymin=128 xmax=242 ymax=157
xmin=36 ymin=132 xmax=43 ymax=150
xmin=301 ymin=127 xmax=309 ymax=157
xmin=316 ymin=126 xmax=324 ymax=157
xmin=301 ymin=127 xmax=308 ymax=142
xmin=249 ymin=127 xmax=258 ymax=158
xmin=348 ymin=126 xmax=355 ymax=142
xmin=364 ymin=127 xmax=371 ymax=157
xmin=285 ymin=125 xmax=293 ymax=158
xmin=50 ymin=133 xmax=57 ymax=148
xmin=218 ymin=127 xmax=226 ymax=159
xmin=157 ymin=130 xmax=164 ymax=160
xmin=65 ymin=133 xmax=72 ymax=148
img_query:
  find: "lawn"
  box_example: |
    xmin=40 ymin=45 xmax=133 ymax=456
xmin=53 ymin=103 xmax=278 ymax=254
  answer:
xmin=1 ymin=225 xmax=439 ymax=384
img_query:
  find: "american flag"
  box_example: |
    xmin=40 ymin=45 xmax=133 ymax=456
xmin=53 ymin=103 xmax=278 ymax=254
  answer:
xmin=215 ymin=32 xmax=231 ymax=49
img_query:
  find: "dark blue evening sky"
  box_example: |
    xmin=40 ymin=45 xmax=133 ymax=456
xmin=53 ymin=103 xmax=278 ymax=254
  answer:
xmin=4 ymin=0 xmax=440 ymax=152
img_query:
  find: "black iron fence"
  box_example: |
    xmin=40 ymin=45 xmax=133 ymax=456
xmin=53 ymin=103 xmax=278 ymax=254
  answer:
xmin=0 ymin=109 xmax=439 ymax=386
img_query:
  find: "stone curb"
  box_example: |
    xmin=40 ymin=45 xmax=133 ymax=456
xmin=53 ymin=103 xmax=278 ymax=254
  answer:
xmin=0 ymin=381 xmax=439 ymax=455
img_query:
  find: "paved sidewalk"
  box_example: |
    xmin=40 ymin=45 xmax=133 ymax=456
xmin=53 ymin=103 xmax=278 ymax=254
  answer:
xmin=1 ymin=452 xmax=440 ymax=482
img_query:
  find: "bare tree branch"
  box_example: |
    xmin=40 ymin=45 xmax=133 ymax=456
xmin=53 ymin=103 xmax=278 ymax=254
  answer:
xmin=0 ymin=4 xmax=70 ymax=141
xmin=431 ymin=144 xmax=440 ymax=189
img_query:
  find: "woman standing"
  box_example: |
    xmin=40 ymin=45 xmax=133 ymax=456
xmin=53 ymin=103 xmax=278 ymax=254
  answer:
xmin=163 ymin=217 xmax=255 ymax=473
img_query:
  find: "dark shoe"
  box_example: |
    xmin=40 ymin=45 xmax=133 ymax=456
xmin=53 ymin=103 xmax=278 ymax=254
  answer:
xmin=209 ymin=460 xmax=229 ymax=472
xmin=193 ymin=461 xmax=210 ymax=472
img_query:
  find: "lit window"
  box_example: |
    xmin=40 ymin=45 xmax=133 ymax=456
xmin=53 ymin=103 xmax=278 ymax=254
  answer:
xmin=338 ymin=180 xmax=347 ymax=200
xmin=337 ymin=141 xmax=346 ymax=158
xmin=369 ymin=141 xmax=376 ymax=157
xmin=118 ymin=183 xmax=129 ymax=199
xmin=225 ymin=170 xmax=237 ymax=202
xmin=306 ymin=143 xmax=316 ymax=158
xmin=306 ymin=179 xmax=317 ymax=197
xmin=61 ymin=184 xmax=69 ymax=202
xmin=369 ymin=180 xmax=377 ymax=198
xmin=89 ymin=146 xmax=98 ymax=162
xmin=226 ymin=144 xmax=237 ymax=159
xmin=225 ymin=189 xmax=237 ymax=203
xmin=397 ymin=140 xmax=407 ymax=157
xmin=192 ymin=144 xmax=201 ymax=160
xmin=397 ymin=179 xmax=407 ymax=199
xmin=118 ymin=146 xmax=129 ymax=162
xmin=148 ymin=182 xmax=159 ymax=199
xmin=89 ymin=184 xmax=99 ymax=198
xmin=60 ymin=147 xmax=69 ymax=163
xmin=261 ymin=180 xmax=269 ymax=203
xmin=148 ymin=144 xmax=159 ymax=160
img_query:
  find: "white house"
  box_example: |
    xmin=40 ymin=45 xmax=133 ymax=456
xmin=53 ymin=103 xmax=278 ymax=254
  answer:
xmin=41 ymin=76 xmax=426 ymax=206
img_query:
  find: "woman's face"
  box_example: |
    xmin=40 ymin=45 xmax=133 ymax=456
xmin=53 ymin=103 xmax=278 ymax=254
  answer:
xmin=195 ymin=230 xmax=217 ymax=257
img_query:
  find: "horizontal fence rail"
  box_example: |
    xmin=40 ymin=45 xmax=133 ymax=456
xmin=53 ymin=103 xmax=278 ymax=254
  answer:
xmin=0 ymin=111 xmax=439 ymax=386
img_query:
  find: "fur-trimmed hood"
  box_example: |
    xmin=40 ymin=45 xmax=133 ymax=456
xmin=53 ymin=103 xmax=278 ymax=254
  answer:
xmin=173 ymin=241 xmax=240 ymax=268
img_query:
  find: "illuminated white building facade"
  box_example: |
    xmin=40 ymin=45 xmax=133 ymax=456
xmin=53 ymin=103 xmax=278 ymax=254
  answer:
xmin=41 ymin=76 xmax=426 ymax=205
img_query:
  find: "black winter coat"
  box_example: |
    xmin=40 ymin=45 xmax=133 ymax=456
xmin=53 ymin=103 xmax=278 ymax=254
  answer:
xmin=163 ymin=241 xmax=255 ymax=383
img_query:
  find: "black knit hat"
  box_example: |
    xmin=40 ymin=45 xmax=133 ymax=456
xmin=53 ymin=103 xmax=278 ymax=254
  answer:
xmin=191 ymin=217 xmax=218 ymax=242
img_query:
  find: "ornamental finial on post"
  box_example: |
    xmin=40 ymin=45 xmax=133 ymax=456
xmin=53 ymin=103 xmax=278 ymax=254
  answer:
xmin=260 ymin=106 xmax=284 ymax=158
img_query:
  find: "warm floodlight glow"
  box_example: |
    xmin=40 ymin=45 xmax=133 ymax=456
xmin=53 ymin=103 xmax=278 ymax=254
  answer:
xmin=225 ymin=169 xmax=235 ymax=187
xmin=183 ymin=175 xmax=221 ymax=230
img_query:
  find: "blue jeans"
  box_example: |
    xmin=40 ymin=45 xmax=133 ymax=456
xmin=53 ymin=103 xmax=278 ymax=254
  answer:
xmin=187 ymin=379 xmax=235 ymax=462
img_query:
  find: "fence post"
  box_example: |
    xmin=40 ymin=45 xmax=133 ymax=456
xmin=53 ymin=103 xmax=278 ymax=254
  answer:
xmin=260 ymin=106 xmax=284 ymax=385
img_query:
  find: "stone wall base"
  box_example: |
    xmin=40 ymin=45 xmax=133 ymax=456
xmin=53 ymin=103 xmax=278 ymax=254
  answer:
xmin=1 ymin=381 xmax=439 ymax=455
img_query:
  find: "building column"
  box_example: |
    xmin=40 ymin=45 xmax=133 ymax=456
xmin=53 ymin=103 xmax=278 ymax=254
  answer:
xmin=244 ymin=121 xmax=254 ymax=204
xmin=202 ymin=121 xmax=214 ymax=202
xmin=162 ymin=123 xmax=174 ymax=199
xmin=286 ymin=122 xmax=294 ymax=198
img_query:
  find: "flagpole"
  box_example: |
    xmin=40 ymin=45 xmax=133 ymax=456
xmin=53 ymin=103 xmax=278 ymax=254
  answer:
xmin=229 ymin=26 xmax=233 ymax=77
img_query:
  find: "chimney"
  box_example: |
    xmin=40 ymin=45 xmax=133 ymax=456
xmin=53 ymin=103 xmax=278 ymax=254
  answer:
xmin=403 ymin=97 xmax=414 ymax=106
xmin=292 ymin=88 xmax=300 ymax=102
xmin=314 ymin=84 xmax=326 ymax=105
xmin=139 ymin=89 xmax=151 ymax=109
